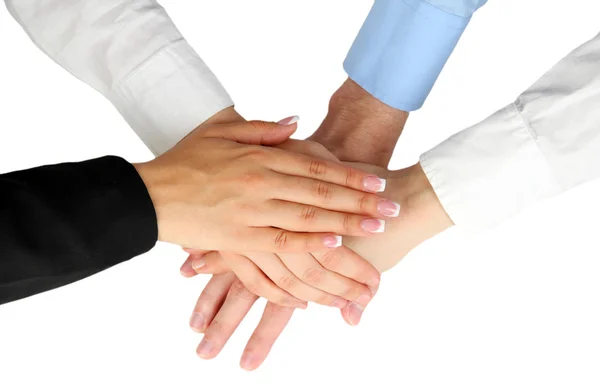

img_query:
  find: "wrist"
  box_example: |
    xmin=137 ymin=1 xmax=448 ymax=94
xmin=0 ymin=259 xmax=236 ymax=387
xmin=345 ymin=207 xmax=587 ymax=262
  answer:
xmin=310 ymin=78 xmax=409 ymax=168
xmin=343 ymin=163 xmax=453 ymax=273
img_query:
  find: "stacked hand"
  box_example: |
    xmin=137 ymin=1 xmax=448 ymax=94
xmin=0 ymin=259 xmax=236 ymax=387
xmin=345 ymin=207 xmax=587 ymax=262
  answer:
xmin=174 ymin=93 xmax=454 ymax=370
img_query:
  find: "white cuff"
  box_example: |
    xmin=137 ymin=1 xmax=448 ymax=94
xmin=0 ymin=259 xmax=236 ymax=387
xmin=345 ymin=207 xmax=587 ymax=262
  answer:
xmin=420 ymin=103 xmax=563 ymax=232
xmin=110 ymin=40 xmax=233 ymax=156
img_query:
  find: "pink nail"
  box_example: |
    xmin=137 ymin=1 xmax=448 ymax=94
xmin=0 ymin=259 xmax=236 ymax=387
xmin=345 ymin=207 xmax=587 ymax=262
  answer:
xmin=324 ymin=235 xmax=342 ymax=248
xmin=361 ymin=219 xmax=385 ymax=233
xmin=277 ymin=115 xmax=300 ymax=126
xmin=190 ymin=313 xmax=205 ymax=332
xmin=346 ymin=303 xmax=364 ymax=326
xmin=180 ymin=261 xmax=194 ymax=276
xmin=378 ymin=199 xmax=400 ymax=217
xmin=363 ymin=176 xmax=386 ymax=193
xmin=197 ymin=339 xmax=215 ymax=358
xmin=240 ymin=353 xmax=255 ymax=371
xmin=192 ymin=259 xmax=206 ymax=272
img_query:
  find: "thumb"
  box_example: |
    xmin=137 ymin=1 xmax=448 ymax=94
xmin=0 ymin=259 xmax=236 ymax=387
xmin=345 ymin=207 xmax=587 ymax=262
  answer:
xmin=200 ymin=115 xmax=299 ymax=146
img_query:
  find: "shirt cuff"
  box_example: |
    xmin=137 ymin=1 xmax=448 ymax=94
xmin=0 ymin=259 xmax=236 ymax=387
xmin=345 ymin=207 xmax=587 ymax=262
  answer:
xmin=344 ymin=0 xmax=471 ymax=111
xmin=110 ymin=40 xmax=234 ymax=156
xmin=419 ymin=103 xmax=563 ymax=233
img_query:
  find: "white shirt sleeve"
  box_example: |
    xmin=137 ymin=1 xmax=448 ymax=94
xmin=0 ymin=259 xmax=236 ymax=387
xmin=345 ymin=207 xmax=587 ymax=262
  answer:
xmin=420 ymin=32 xmax=600 ymax=232
xmin=5 ymin=0 xmax=233 ymax=156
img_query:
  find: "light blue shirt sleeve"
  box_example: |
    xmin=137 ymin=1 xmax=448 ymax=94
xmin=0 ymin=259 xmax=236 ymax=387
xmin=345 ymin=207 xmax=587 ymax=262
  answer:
xmin=344 ymin=0 xmax=487 ymax=111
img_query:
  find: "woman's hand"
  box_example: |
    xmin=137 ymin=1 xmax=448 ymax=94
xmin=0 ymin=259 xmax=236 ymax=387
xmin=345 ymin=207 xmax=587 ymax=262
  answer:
xmin=180 ymin=162 xmax=455 ymax=370
xmin=134 ymin=117 xmax=398 ymax=252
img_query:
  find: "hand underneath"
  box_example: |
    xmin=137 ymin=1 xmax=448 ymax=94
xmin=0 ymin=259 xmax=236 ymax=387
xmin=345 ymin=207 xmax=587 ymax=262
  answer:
xmin=180 ymin=160 xmax=454 ymax=370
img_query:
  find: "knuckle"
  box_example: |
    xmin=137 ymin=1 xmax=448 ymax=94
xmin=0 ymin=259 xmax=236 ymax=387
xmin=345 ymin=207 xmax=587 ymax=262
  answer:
xmin=264 ymin=302 xmax=291 ymax=317
xmin=319 ymin=249 xmax=343 ymax=270
xmin=308 ymin=160 xmax=328 ymax=176
xmin=238 ymin=171 xmax=267 ymax=186
xmin=278 ymin=274 xmax=299 ymax=290
xmin=302 ymin=267 xmax=326 ymax=285
xmin=357 ymin=193 xmax=372 ymax=213
xmin=229 ymin=279 xmax=258 ymax=300
xmin=300 ymin=206 xmax=319 ymax=223
xmin=313 ymin=182 xmax=333 ymax=201
xmin=341 ymin=214 xmax=353 ymax=234
xmin=274 ymin=230 xmax=290 ymax=250
xmin=345 ymin=168 xmax=359 ymax=188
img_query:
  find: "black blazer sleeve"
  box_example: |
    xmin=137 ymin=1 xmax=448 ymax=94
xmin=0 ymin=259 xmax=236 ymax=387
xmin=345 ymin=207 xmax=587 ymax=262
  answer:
xmin=0 ymin=156 xmax=158 ymax=305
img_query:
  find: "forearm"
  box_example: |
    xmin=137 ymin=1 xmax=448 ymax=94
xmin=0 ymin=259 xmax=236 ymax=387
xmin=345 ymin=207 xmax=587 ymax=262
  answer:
xmin=0 ymin=157 xmax=157 ymax=305
xmin=309 ymin=78 xmax=408 ymax=168
xmin=343 ymin=163 xmax=453 ymax=272
xmin=5 ymin=0 xmax=232 ymax=155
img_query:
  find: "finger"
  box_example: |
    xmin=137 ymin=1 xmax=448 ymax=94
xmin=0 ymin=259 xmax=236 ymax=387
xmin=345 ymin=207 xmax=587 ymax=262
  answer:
xmin=272 ymin=175 xmax=401 ymax=219
xmin=190 ymin=273 xmax=237 ymax=333
xmin=276 ymin=140 xmax=339 ymax=162
xmin=341 ymin=301 xmax=364 ymax=327
xmin=187 ymin=251 xmax=230 ymax=275
xmin=312 ymin=247 xmax=381 ymax=295
xmin=260 ymin=199 xmax=387 ymax=236
xmin=267 ymin=146 xmax=387 ymax=193
xmin=246 ymin=252 xmax=348 ymax=308
xmin=221 ymin=252 xmax=308 ymax=308
xmin=240 ymin=303 xmax=295 ymax=371
xmin=278 ymin=252 xmax=373 ymax=305
xmin=197 ymin=278 xmax=259 ymax=360
xmin=243 ymin=228 xmax=343 ymax=253
xmin=180 ymin=249 xmax=211 ymax=277
xmin=199 ymin=118 xmax=298 ymax=146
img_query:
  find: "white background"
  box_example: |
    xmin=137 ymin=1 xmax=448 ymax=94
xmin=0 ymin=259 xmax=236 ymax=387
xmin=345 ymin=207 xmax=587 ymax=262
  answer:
xmin=2 ymin=1 xmax=600 ymax=388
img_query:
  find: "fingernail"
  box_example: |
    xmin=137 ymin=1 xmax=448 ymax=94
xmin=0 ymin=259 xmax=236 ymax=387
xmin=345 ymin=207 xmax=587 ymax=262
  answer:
xmin=347 ymin=303 xmax=364 ymax=326
xmin=332 ymin=298 xmax=348 ymax=309
xmin=367 ymin=278 xmax=380 ymax=294
xmin=190 ymin=313 xmax=206 ymax=332
xmin=378 ymin=199 xmax=401 ymax=217
xmin=192 ymin=259 xmax=206 ymax=272
xmin=277 ymin=115 xmax=300 ymax=126
xmin=361 ymin=219 xmax=385 ymax=233
xmin=363 ymin=176 xmax=386 ymax=193
xmin=180 ymin=261 xmax=194 ymax=276
xmin=240 ymin=353 xmax=255 ymax=371
xmin=197 ymin=339 xmax=215 ymax=358
xmin=356 ymin=294 xmax=372 ymax=307
xmin=324 ymin=235 xmax=342 ymax=248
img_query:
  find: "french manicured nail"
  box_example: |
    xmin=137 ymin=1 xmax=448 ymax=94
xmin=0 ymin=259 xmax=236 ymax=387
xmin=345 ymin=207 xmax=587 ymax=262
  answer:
xmin=361 ymin=219 xmax=385 ymax=233
xmin=324 ymin=235 xmax=342 ymax=248
xmin=347 ymin=303 xmax=364 ymax=326
xmin=192 ymin=259 xmax=206 ymax=272
xmin=197 ymin=339 xmax=215 ymax=358
xmin=378 ymin=199 xmax=401 ymax=217
xmin=363 ymin=176 xmax=386 ymax=192
xmin=356 ymin=294 xmax=372 ymax=307
xmin=240 ymin=353 xmax=255 ymax=371
xmin=190 ymin=313 xmax=206 ymax=332
xmin=332 ymin=298 xmax=348 ymax=309
xmin=277 ymin=115 xmax=300 ymax=126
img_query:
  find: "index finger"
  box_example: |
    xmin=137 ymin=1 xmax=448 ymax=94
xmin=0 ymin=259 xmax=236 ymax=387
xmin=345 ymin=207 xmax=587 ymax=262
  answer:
xmin=267 ymin=148 xmax=387 ymax=193
xmin=312 ymin=247 xmax=380 ymax=295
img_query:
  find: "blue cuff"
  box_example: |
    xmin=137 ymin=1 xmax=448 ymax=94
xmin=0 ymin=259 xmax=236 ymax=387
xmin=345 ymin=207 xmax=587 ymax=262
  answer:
xmin=344 ymin=0 xmax=472 ymax=111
